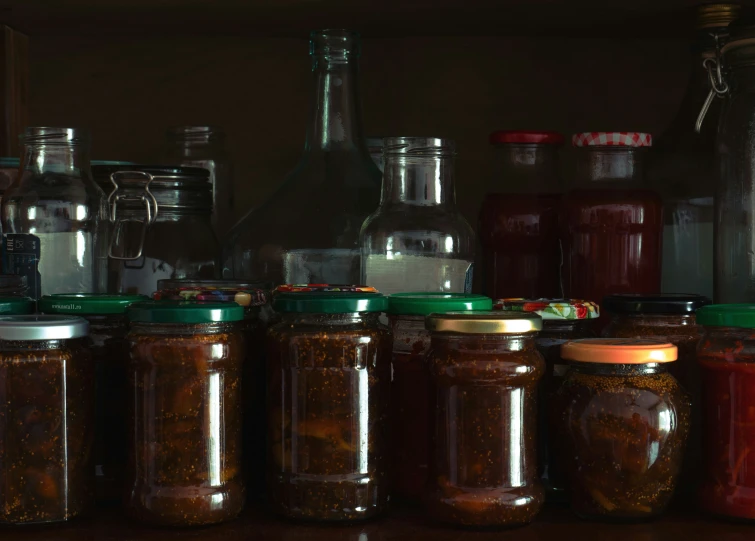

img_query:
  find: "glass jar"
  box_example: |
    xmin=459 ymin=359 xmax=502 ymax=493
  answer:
xmin=162 ymin=126 xmax=235 ymax=239
xmin=0 ymin=157 xmax=20 ymax=207
xmin=494 ymin=298 xmax=598 ymax=501
xmin=94 ymin=165 xmax=220 ymax=295
xmin=554 ymin=339 xmax=690 ymax=521
xmin=387 ymin=293 xmax=492 ymax=503
xmin=225 ymin=30 xmax=381 ymax=285
xmin=0 ymin=315 xmax=93 ymax=524
xmin=425 ymin=311 xmax=545 ymax=527
xmin=561 ymin=133 xmax=663 ymax=320
xmin=38 ymin=293 xmax=148 ymax=503
xmin=2 ymin=128 xmax=109 ymax=299
xmin=479 ymin=131 xmax=564 ymax=299
xmin=267 ymin=288 xmax=391 ymax=521
xmin=366 ymin=137 xmax=384 ymax=172
xmin=696 ymin=304 xmax=755 ymax=520
xmin=125 ymin=301 xmax=246 ymax=526
xmin=360 ymin=137 xmax=475 ymax=294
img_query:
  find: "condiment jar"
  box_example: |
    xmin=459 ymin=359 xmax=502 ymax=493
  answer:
xmin=0 ymin=315 xmax=93 ymax=524
xmin=125 ymin=301 xmax=246 ymax=526
xmin=494 ymin=298 xmax=598 ymax=501
xmin=387 ymin=292 xmax=492 ymax=503
xmin=267 ymin=286 xmax=392 ymax=521
xmin=38 ymin=293 xmax=148 ymax=503
xmin=696 ymin=304 xmax=755 ymax=520
xmin=425 ymin=311 xmax=545 ymax=528
xmin=554 ymin=339 xmax=690 ymax=521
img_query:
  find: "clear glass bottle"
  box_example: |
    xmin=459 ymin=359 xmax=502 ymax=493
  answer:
xmin=648 ymin=4 xmax=740 ymax=300
xmin=2 ymin=128 xmax=109 ymax=299
xmin=162 ymin=126 xmax=234 ymax=239
xmin=225 ymin=30 xmax=381 ymax=285
xmin=360 ymin=137 xmax=475 ymax=294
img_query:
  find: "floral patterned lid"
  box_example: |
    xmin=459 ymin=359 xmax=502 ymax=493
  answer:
xmin=274 ymin=284 xmax=379 ymax=293
xmin=154 ymin=288 xmax=267 ymax=308
xmin=493 ymin=298 xmax=599 ymax=320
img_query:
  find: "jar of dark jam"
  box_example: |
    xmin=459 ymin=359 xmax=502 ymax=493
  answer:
xmin=554 ymin=338 xmax=690 ymax=521
xmin=494 ymin=298 xmax=598 ymax=501
xmin=125 ymin=301 xmax=246 ymax=526
xmin=0 ymin=315 xmax=94 ymax=524
xmin=387 ymin=293 xmax=492 ymax=503
xmin=425 ymin=311 xmax=545 ymax=527
xmin=38 ymin=293 xmax=148 ymax=503
xmin=267 ymin=286 xmax=392 ymax=521
xmin=696 ymin=304 xmax=755 ymax=520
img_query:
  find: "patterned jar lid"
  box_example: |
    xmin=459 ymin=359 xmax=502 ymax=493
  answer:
xmin=154 ymin=288 xmax=267 ymax=308
xmin=274 ymin=284 xmax=379 ymax=293
xmin=493 ymin=298 xmax=599 ymax=320
xmin=572 ymin=132 xmax=652 ymax=147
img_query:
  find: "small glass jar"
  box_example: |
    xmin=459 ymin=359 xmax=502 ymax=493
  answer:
xmin=425 ymin=311 xmax=545 ymax=528
xmin=494 ymin=298 xmax=598 ymax=501
xmin=38 ymin=293 xmax=149 ymax=503
xmin=267 ymin=287 xmax=392 ymax=521
xmin=554 ymin=339 xmax=690 ymax=521
xmin=0 ymin=315 xmax=93 ymax=524
xmin=387 ymin=293 xmax=492 ymax=503
xmin=125 ymin=301 xmax=246 ymax=526
xmin=696 ymin=304 xmax=755 ymax=520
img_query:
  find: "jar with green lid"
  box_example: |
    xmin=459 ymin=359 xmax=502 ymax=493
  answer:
xmin=267 ymin=285 xmax=392 ymax=521
xmin=125 ymin=301 xmax=246 ymax=526
xmin=425 ymin=311 xmax=545 ymax=527
xmin=0 ymin=296 xmax=35 ymax=314
xmin=38 ymin=293 xmax=148 ymax=502
xmin=387 ymin=292 xmax=492 ymax=502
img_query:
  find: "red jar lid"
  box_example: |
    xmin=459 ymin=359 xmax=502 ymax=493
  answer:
xmin=572 ymin=132 xmax=652 ymax=147
xmin=489 ymin=130 xmax=564 ymax=145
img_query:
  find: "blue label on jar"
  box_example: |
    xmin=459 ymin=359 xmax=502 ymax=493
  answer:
xmin=4 ymin=234 xmax=41 ymax=299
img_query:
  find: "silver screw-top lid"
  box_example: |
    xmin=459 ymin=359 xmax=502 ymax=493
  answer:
xmin=0 ymin=315 xmax=89 ymax=340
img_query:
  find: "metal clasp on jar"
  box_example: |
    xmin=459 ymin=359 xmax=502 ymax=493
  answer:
xmin=107 ymin=171 xmax=159 ymax=261
xmin=696 ymin=33 xmax=731 ymax=133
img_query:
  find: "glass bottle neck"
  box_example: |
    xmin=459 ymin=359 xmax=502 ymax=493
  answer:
xmin=574 ymin=147 xmax=646 ymax=187
xmin=381 ymin=155 xmax=456 ymax=207
xmin=491 ymin=143 xmax=560 ymax=193
xmin=23 ymin=143 xmax=92 ymax=178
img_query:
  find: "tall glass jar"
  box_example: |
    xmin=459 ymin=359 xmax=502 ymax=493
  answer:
xmin=225 ymin=30 xmax=381 ymax=285
xmin=162 ymin=126 xmax=234 ymax=239
xmin=479 ymin=131 xmax=564 ymax=299
xmin=2 ymin=128 xmax=109 ymax=299
xmin=360 ymin=137 xmax=475 ymax=294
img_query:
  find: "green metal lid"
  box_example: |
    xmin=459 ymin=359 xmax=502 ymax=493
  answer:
xmin=40 ymin=293 xmax=149 ymax=315
xmin=696 ymin=304 xmax=755 ymax=329
xmin=274 ymin=291 xmax=389 ymax=314
xmin=127 ymin=300 xmax=244 ymax=323
xmin=0 ymin=297 xmax=35 ymax=315
xmin=388 ymin=293 xmax=492 ymax=316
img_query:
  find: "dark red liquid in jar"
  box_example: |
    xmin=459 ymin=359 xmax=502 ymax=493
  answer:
xmin=479 ymin=193 xmax=561 ymax=299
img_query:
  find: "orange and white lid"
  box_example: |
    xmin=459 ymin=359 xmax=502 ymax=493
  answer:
xmin=561 ymin=338 xmax=677 ymax=364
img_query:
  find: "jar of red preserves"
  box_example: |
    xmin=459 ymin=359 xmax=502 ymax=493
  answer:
xmin=267 ymin=287 xmax=392 ymax=521
xmin=561 ymin=133 xmax=663 ymax=322
xmin=125 ymin=301 xmax=246 ymax=526
xmin=479 ymin=131 xmax=564 ymax=299
xmin=494 ymin=298 xmax=598 ymax=501
xmin=555 ymin=339 xmax=690 ymax=521
xmin=387 ymin=292 xmax=492 ymax=503
xmin=696 ymin=304 xmax=755 ymax=520
xmin=425 ymin=311 xmax=545 ymax=527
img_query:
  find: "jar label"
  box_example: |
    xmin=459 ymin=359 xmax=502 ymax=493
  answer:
xmin=3 ymin=233 xmax=41 ymax=299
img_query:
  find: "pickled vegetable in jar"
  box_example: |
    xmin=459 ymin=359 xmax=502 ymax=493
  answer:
xmin=554 ymin=338 xmax=690 ymax=521
xmin=425 ymin=311 xmax=545 ymax=528
xmin=38 ymin=293 xmax=149 ymax=503
xmin=387 ymin=292 xmax=492 ymax=503
xmin=126 ymin=301 xmax=246 ymax=526
xmin=0 ymin=315 xmax=94 ymax=524
xmin=267 ymin=286 xmax=392 ymax=521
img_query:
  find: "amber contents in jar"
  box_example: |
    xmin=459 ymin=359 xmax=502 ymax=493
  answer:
xmin=425 ymin=311 xmax=545 ymax=527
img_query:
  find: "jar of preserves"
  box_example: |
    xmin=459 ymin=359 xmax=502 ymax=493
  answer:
xmin=479 ymin=131 xmax=564 ymax=299
xmin=696 ymin=304 xmax=755 ymax=520
xmin=494 ymin=298 xmax=598 ymax=501
xmin=38 ymin=293 xmax=149 ymax=502
xmin=425 ymin=311 xmax=545 ymax=527
xmin=554 ymin=338 xmax=690 ymax=521
xmin=125 ymin=301 xmax=245 ymax=526
xmin=267 ymin=286 xmax=391 ymax=521
xmin=387 ymin=292 xmax=492 ymax=503
xmin=93 ymin=165 xmax=219 ymax=295
xmin=0 ymin=315 xmax=94 ymax=524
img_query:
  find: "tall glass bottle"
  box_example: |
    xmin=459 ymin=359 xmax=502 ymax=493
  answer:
xmin=360 ymin=138 xmax=475 ymax=294
xmin=2 ymin=128 xmax=108 ymax=299
xmin=648 ymin=3 xmax=740 ymax=299
xmin=225 ymin=30 xmax=381 ymax=284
